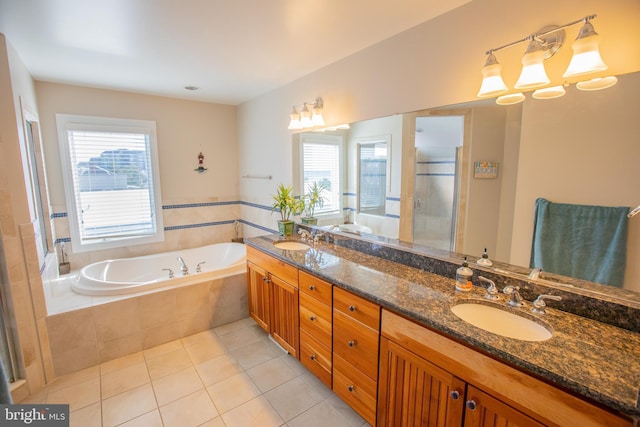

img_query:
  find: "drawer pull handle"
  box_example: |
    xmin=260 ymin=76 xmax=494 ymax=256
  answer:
xmin=466 ymin=400 xmax=477 ymax=411
xmin=309 ymin=285 xmax=315 ymax=291
xmin=310 ymin=315 xmax=316 ymax=321
xmin=310 ymin=354 xmax=316 ymax=361
xmin=347 ymin=385 xmax=354 ymax=392
xmin=348 ymin=305 xmax=356 ymax=312
xmin=348 ymin=340 xmax=355 ymax=348
xmin=450 ymin=390 xmax=460 ymax=400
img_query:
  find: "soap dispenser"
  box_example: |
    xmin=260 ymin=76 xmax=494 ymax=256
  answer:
xmin=455 ymin=257 xmax=473 ymax=292
xmin=476 ymin=248 xmax=493 ymax=267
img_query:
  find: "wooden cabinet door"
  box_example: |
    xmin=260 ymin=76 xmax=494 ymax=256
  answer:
xmin=269 ymin=274 xmax=299 ymax=357
xmin=378 ymin=337 xmax=466 ymax=427
xmin=463 ymin=386 xmax=545 ymax=427
xmin=247 ymin=261 xmax=269 ymax=333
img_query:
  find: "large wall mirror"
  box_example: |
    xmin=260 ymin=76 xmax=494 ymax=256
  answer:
xmin=293 ymin=71 xmax=640 ymax=298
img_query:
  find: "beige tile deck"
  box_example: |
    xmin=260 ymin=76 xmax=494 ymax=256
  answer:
xmin=26 ymin=317 xmax=370 ymax=426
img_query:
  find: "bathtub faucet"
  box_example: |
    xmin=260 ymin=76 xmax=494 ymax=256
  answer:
xmin=177 ymin=257 xmax=189 ymax=275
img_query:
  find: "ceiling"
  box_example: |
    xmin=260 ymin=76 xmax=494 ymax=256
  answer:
xmin=0 ymin=0 xmax=468 ymax=105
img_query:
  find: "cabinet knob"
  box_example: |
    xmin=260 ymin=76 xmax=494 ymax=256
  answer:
xmin=347 ymin=385 xmax=354 ymax=392
xmin=466 ymin=400 xmax=477 ymax=411
xmin=450 ymin=390 xmax=460 ymax=400
xmin=309 ymin=285 xmax=315 ymax=291
xmin=348 ymin=340 xmax=356 ymax=348
xmin=262 ymin=277 xmax=267 ymax=282
xmin=310 ymin=315 xmax=316 ymax=322
xmin=310 ymin=354 xmax=316 ymax=361
xmin=348 ymin=305 xmax=356 ymax=312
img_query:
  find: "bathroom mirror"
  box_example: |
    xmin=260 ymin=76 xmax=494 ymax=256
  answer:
xmin=292 ymin=71 xmax=640 ymax=296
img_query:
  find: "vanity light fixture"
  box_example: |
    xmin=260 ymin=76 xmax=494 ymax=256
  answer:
xmin=288 ymin=97 xmax=325 ymax=130
xmin=478 ymin=14 xmax=616 ymax=105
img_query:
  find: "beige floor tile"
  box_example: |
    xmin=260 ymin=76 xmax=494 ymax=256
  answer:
xmin=287 ymin=399 xmax=354 ymax=427
xmin=69 ymin=401 xmax=101 ymax=427
xmin=118 ymin=409 xmax=164 ymax=427
xmin=101 ymin=383 xmax=158 ymax=427
xmin=100 ymin=351 xmax=144 ymax=375
xmin=217 ymin=324 xmax=265 ymax=350
xmin=230 ymin=337 xmax=286 ymax=369
xmin=181 ymin=329 xmax=219 ymax=347
xmin=279 ymin=353 xmax=308 ymax=375
xmin=195 ymin=353 xmax=243 ymax=386
xmin=47 ymin=377 xmax=101 ymax=412
xmin=146 ymin=347 xmax=192 ymax=380
xmin=143 ymin=339 xmax=183 ymax=360
xmin=264 ymin=376 xmax=325 ymax=422
xmin=47 ymin=365 xmax=100 ymax=393
xmin=101 ymin=361 xmax=150 ymax=399
xmin=300 ymin=371 xmax=334 ymax=399
xmin=246 ymin=356 xmax=298 ymax=393
xmin=221 ymin=396 xmax=283 ymax=427
xmin=213 ymin=317 xmax=257 ymax=336
xmin=159 ymin=389 xmax=219 ymax=427
xmin=197 ymin=417 xmax=227 ymax=427
xmin=183 ymin=334 xmax=227 ymax=364
xmin=152 ymin=366 xmax=204 ymax=406
xmin=206 ymin=372 xmax=261 ymax=414
xmin=326 ymin=394 xmax=367 ymax=426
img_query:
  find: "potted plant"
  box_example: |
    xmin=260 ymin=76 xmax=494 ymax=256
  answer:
xmin=301 ymin=181 xmax=327 ymax=225
xmin=271 ymin=183 xmax=300 ymax=236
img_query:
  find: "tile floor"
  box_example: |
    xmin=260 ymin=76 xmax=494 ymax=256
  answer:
xmin=23 ymin=317 xmax=370 ymax=427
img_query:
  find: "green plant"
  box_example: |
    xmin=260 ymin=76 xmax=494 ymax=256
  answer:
xmin=303 ymin=181 xmax=327 ymax=218
xmin=271 ymin=184 xmax=300 ymax=221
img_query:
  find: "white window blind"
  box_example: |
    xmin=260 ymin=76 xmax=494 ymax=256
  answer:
xmin=57 ymin=115 xmax=164 ymax=252
xmin=359 ymin=143 xmax=387 ymax=215
xmin=301 ymin=136 xmax=341 ymax=215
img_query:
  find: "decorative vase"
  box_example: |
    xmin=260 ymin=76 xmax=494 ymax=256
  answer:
xmin=301 ymin=217 xmax=317 ymax=225
xmin=278 ymin=220 xmax=295 ymax=236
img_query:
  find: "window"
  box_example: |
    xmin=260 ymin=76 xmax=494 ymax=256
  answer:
xmin=357 ymin=135 xmax=390 ymax=216
xmin=300 ymin=133 xmax=342 ymax=216
xmin=56 ymin=114 xmax=164 ymax=252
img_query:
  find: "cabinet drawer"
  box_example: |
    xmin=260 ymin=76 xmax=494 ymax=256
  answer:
xmin=299 ymin=292 xmax=332 ymax=347
xmin=333 ymin=354 xmax=377 ymax=426
xmin=333 ymin=310 xmax=379 ymax=380
xmin=334 ymin=287 xmax=380 ymax=330
xmin=247 ymin=246 xmax=298 ymax=287
xmin=300 ymin=329 xmax=332 ymax=388
xmin=299 ymin=270 xmax=332 ymax=305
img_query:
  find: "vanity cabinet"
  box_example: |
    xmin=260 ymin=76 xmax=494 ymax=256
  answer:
xmin=299 ymin=271 xmax=333 ymax=388
xmin=332 ymin=287 xmax=381 ymax=426
xmin=246 ymin=246 xmax=299 ymax=357
xmin=379 ymin=309 xmax=632 ymax=427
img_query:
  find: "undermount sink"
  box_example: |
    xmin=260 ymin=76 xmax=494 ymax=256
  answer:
xmin=273 ymin=241 xmax=312 ymax=251
xmin=451 ymin=302 xmax=552 ymax=342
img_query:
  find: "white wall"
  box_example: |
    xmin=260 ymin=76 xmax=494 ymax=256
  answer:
xmin=36 ymin=82 xmax=239 ymax=267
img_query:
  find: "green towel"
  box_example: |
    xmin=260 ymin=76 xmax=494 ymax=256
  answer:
xmin=530 ymin=198 xmax=629 ymax=287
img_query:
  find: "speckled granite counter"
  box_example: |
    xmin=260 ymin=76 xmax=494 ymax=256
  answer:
xmin=245 ymin=234 xmax=640 ymax=419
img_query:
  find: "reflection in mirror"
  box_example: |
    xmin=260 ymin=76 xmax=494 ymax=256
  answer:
xmin=357 ymin=136 xmax=389 ymax=216
xmin=293 ymin=71 xmax=640 ymax=296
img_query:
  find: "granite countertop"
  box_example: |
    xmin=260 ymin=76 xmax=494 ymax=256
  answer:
xmin=245 ymin=234 xmax=640 ymax=418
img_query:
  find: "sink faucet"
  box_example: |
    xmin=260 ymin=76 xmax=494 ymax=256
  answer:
xmin=529 ymin=268 xmax=542 ymax=280
xmin=531 ymin=294 xmax=563 ymax=314
xmin=478 ymin=276 xmax=499 ymax=300
xmin=298 ymin=229 xmax=312 ymax=242
xmin=503 ymin=285 xmax=524 ymax=307
xmin=177 ymin=256 xmax=189 ymax=275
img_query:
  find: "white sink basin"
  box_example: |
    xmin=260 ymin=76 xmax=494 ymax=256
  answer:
xmin=273 ymin=241 xmax=312 ymax=251
xmin=451 ymin=303 xmax=552 ymax=342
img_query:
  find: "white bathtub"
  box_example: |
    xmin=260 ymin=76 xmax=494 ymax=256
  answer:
xmin=71 ymin=242 xmax=247 ymax=296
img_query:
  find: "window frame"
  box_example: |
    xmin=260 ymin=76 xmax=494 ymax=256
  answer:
xmin=56 ymin=114 xmax=164 ymax=253
xmin=298 ymin=133 xmax=344 ymax=218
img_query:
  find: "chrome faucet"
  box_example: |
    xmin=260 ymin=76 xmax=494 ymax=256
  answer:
xmin=503 ymin=285 xmax=524 ymax=307
xmin=529 ymin=268 xmax=542 ymax=280
xmin=478 ymin=276 xmax=499 ymax=300
xmin=313 ymin=231 xmax=327 ymax=246
xmin=177 ymin=256 xmax=189 ymax=275
xmin=531 ymin=294 xmax=563 ymax=314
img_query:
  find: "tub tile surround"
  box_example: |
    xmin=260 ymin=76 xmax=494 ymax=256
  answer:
xmin=45 ymin=273 xmax=247 ymax=377
xmin=246 ymin=231 xmax=640 ymax=418
xmin=22 ymin=318 xmax=368 ymax=427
